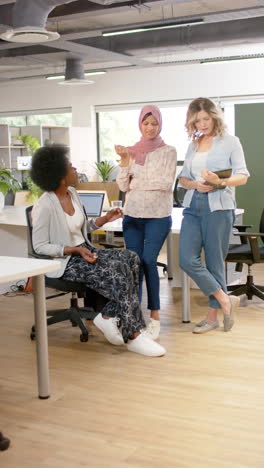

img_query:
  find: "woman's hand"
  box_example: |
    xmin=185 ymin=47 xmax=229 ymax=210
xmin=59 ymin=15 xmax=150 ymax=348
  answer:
xmin=78 ymin=247 xmax=98 ymax=264
xmin=64 ymin=246 xmax=98 ymax=263
xmin=95 ymin=208 xmax=123 ymax=228
xmin=196 ymin=181 xmax=215 ymax=193
xmin=104 ymin=208 xmax=123 ymax=223
xmin=201 ymin=169 xmax=221 ymax=186
xmin=115 ymin=145 xmax=130 ymax=166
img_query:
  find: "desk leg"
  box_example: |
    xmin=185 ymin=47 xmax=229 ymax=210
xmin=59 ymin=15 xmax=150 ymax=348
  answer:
xmin=166 ymin=231 xmax=173 ymax=280
xmin=32 ymin=274 xmax=50 ymax=399
xmin=181 ymin=270 xmax=191 ymax=323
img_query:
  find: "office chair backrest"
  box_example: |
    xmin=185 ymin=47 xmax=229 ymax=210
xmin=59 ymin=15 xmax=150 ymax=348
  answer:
xmin=25 ymin=205 xmax=51 ymax=259
xmin=173 ymin=177 xmax=187 ymax=207
xmin=260 ymin=208 xmax=264 ymax=245
xmin=25 ymin=206 xmax=34 ymax=257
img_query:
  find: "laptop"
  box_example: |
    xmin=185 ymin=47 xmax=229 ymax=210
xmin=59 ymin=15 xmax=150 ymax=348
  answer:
xmin=77 ymin=190 xmax=110 ymax=212
xmin=78 ymin=191 xmax=105 ymax=217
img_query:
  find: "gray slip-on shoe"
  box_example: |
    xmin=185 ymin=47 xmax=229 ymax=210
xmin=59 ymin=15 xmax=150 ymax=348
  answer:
xmin=223 ymin=295 xmax=240 ymax=332
xmin=195 ymin=319 xmax=208 ymax=327
xmin=193 ymin=320 xmax=219 ymax=334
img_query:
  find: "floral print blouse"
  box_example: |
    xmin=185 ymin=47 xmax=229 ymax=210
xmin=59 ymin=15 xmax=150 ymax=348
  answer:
xmin=117 ymin=145 xmax=177 ymax=218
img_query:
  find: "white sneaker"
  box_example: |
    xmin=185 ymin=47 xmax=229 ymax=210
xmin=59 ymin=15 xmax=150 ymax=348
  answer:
xmin=93 ymin=313 xmax=124 ymax=345
xmin=127 ymin=333 xmax=166 ymax=357
xmin=144 ymin=318 xmax=160 ymax=340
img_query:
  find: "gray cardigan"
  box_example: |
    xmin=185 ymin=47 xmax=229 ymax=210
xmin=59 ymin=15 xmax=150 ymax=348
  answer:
xmin=32 ymin=186 xmax=98 ymax=278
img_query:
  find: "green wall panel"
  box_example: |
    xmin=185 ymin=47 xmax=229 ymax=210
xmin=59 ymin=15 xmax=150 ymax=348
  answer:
xmin=235 ymin=103 xmax=263 ymax=231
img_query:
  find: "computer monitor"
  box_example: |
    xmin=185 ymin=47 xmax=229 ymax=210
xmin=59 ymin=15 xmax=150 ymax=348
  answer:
xmin=78 ymin=192 xmax=105 ymax=217
xmin=77 ymin=190 xmax=110 ymax=212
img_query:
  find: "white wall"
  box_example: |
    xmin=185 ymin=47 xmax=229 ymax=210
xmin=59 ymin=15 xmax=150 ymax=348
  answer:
xmin=1 ymin=59 xmax=264 ymax=170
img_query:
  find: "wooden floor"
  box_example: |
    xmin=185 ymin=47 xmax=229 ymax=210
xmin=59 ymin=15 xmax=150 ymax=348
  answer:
xmin=1 ymin=265 xmax=264 ymax=468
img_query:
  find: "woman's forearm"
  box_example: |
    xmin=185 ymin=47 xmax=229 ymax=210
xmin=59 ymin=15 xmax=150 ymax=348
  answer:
xmin=179 ymin=177 xmax=198 ymax=190
xmin=221 ymin=174 xmax=248 ymax=187
xmin=63 ymin=246 xmax=82 ymax=256
xmin=94 ymin=214 xmax=109 ymax=228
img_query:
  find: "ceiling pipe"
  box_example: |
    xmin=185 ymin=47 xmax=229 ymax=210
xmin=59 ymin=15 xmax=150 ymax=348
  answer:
xmin=58 ymin=57 xmax=94 ymax=85
xmin=82 ymin=16 xmax=264 ymax=54
xmin=65 ymin=57 xmax=85 ymax=80
xmin=0 ymin=0 xmax=76 ymax=43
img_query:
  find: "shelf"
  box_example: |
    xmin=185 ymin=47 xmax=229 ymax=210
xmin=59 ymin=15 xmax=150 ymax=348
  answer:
xmin=0 ymin=146 xmax=25 ymax=148
xmin=10 ymin=145 xmax=26 ymax=149
xmin=0 ymin=124 xmax=69 ymax=169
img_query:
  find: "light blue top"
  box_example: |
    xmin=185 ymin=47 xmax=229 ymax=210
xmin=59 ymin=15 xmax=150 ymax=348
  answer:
xmin=179 ymin=132 xmax=250 ymax=212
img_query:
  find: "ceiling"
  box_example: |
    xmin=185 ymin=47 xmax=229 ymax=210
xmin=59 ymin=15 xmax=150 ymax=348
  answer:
xmin=1 ymin=0 xmax=264 ymax=82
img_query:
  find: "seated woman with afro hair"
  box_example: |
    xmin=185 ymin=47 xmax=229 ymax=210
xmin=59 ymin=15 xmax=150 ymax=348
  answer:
xmin=30 ymin=144 xmax=166 ymax=357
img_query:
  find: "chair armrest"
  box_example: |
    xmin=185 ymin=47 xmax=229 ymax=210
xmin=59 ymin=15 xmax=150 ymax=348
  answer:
xmin=232 ymin=225 xmax=253 ymax=244
xmin=233 ymin=232 xmax=263 ymax=237
xmin=233 ymin=224 xmax=253 ymax=231
xmin=234 ymin=232 xmax=262 ymax=262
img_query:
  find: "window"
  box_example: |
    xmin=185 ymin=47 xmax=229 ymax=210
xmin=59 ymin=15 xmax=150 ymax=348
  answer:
xmin=97 ymin=105 xmax=189 ymax=164
xmin=0 ymin=112 xmax=72 ymax=127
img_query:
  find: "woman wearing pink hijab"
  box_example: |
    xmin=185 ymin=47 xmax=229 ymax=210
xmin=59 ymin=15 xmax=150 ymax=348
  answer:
xmin=115 ymin=105 xmax=177 ymax=340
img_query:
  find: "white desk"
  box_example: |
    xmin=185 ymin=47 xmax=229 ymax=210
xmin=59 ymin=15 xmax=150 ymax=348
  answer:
xmin=0 ymin=206 xmax=28 ymax=293
xmin=0 ymin=256 xmax=60 ymax=399
xmin=0 ymin=206 xmax=244 ymax=323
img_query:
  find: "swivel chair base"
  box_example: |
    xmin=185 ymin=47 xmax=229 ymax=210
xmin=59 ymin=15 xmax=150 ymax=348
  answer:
xmin=0 ymin=432 xmax=10 ymax=451
xmin=30 ymin=294 xmax=98 ymax=343
xmin=227 ymin=274 xmax=264 ymax=301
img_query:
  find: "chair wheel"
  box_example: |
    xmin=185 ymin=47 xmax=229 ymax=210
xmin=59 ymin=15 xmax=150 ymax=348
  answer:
xmin=80 ymin=333 xmax=88 ymax=342
xmin=0 ymin=433 xmax=10 ymax=451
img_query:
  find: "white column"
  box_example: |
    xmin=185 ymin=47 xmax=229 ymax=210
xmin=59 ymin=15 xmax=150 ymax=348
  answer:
xmin=70 ymin=89 xmax=97 ymax=180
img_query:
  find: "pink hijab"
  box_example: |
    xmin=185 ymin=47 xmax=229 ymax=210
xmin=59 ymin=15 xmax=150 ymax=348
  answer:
xmin=127 ymin=105 xmax=166 ymax=166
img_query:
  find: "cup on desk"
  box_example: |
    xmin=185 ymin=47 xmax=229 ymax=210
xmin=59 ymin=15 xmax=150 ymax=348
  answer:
xmin=111 ymin=200 xmax=122 ymax=209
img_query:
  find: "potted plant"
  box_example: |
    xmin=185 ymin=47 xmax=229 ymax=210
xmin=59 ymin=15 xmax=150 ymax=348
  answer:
xmin=94 ymin=160 xmax=115 ymax=182
xmin=0 ymin=168 xmax=21 ymax=212
xmin=25 ymin=176 xmax=43 ymax=204
xmin=11 ymin=134 xmax=40 ymax=154
xmin=20 ymin=134 xmax=40 ymax=155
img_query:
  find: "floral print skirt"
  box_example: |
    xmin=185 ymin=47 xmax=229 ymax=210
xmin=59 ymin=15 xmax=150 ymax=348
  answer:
xmin=62 ymin=244 xmax=146 ymax=342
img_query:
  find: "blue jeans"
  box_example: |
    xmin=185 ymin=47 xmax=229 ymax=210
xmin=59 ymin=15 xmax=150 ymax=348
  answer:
xmin=179 ymin=191 xmax=234 ymax=309
xmin=123 ymin=215 xmax=172 ymax=310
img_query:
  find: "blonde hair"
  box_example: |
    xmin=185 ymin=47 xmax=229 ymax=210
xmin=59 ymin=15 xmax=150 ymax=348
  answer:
xmin=185 ymin=97 xmax=226 ymax=140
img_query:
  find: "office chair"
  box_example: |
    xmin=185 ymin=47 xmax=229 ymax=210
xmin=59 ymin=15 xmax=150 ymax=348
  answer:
xmin=225 ymin=208 xmax=264 ymax=301
xmin=0 ymin=432 xmax=10 ymax=451
xmin=173 ymin=176 xmax=187 ymax=208
xmin=26 ymin=206 xmax=101 ymax=342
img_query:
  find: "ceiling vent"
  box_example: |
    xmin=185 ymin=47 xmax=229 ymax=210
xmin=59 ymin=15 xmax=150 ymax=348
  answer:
xmin=58 ymin=57 xmax=94 ymax=85
xmin=0 ymin=0 xmax=73 ymax=43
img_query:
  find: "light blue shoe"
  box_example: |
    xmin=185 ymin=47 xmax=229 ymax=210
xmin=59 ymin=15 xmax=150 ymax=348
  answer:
xmin=193 ymin=320 xmax=219 ymax=334
xmin=223 ymin=295 xmax=240 ymax=332
xmin=195 ymin=319 xmax=207 ymax=327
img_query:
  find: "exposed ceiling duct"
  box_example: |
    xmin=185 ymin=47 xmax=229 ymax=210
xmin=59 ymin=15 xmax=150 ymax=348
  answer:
xmin=0 ymin=0 xmax=136 ymax=44
xmin=90 ymin=0 xmax=134 ymax=4
xmin=1 ymin=1 xmax=264 ymax=81
xmin=0 ymin=0 xmax=75 ymax=43
xmin=58 ymin=56 xmax=94 ymax=85
xmin=81 ymin=16 xmax=264 ymax=55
